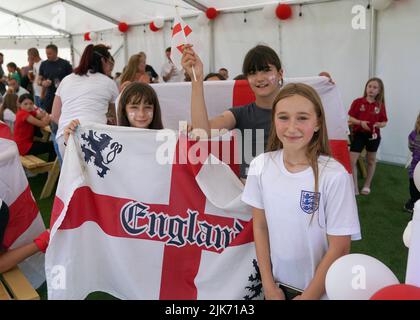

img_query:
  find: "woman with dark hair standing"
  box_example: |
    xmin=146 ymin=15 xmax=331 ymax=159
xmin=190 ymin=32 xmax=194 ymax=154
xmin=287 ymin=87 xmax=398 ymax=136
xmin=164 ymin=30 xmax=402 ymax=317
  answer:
xmin=51 ymin=44 xmax=119 ymax=159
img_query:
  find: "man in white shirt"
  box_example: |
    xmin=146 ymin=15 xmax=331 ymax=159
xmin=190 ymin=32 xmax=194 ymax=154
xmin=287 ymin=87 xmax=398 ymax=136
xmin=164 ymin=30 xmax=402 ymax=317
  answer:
xmin=161 ymin=47 xmax=184 ymax=83
xmin=27 ymin=48 xmax=43 ymax=108
xmin=4 ymin=78 xmax=29 ymax=98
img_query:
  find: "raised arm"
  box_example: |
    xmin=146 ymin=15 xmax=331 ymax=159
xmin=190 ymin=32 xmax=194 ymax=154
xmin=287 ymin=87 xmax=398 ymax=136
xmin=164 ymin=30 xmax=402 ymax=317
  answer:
xmin=182 ymin=45 xmax=236 ymax=138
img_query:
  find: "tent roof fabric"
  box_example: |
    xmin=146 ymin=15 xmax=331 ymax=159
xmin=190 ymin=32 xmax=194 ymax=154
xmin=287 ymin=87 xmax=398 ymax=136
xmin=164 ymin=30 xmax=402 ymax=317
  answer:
xmin=0 ymin=0 xmax=322 ymax=37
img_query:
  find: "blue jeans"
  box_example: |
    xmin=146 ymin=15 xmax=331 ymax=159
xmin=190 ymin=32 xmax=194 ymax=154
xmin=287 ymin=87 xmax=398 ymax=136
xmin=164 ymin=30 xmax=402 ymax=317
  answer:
xmin=34 ymin=96 xmax=43 ymax=110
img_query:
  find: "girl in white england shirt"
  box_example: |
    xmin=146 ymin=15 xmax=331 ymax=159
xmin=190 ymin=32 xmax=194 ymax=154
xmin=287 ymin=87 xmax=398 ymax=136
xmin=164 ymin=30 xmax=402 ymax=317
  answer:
xmin=242 ymin=83 xmax=361 ymax=300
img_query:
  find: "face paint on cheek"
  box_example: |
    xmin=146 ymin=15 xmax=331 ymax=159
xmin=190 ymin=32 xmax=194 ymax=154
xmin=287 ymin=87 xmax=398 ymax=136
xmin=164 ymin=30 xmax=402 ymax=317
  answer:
xmin=128 ymin=112 xmax=136 ymax=119
xmin=146 ymin=111 xmax=153 ymax=120
xmin=268 ymin=74 xmax=278 ymax=85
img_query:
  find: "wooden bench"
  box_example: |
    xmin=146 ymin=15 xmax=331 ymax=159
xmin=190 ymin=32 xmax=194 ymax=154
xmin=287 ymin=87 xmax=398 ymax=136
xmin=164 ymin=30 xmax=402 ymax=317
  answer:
xmin=0 ymin=267 xmax=40 ymax=300
xmin=20 ymin=155 xmax=60 ymax=199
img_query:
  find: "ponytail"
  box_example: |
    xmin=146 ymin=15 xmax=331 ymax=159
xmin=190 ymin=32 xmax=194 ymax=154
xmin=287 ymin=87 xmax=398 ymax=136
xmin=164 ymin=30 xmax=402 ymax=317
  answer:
xmin=74 ymin=44 xmax=95 ymax=76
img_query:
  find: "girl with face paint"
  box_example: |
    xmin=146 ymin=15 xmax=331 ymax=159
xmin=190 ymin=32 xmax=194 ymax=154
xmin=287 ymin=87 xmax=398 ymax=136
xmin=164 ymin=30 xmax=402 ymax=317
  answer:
xmin=182 ymin=45 xmax=284 ymax=180
xmin=63 ymin=82 xmax=163 ymax=144
xmin=117 ymin=82 xmax=163 ymax=129
xmin=182 ymin=45 xmax=333 ymax=180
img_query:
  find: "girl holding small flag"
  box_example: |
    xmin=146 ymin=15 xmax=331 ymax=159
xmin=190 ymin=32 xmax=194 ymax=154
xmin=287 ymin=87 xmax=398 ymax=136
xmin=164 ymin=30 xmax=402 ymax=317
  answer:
xmin=182 ymin=44 xmax=333 ymax=180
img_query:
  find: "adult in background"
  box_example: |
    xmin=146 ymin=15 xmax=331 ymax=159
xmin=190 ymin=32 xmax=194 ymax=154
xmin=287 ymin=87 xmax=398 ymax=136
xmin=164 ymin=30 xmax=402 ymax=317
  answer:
xmin=120 ymin=54 xmax=151 ymax=89
xmin=161 ymin=47 xmax=184 ymax=83
xmin=218 ymin=68 xmax=229 ymax=80
xmin=0 ymin=53 xmax=6 ymax=95
xmin=4 ymin=78 xmax=29 ymax=98
xmin=138 ymin=51 xmax=159 ymax=83
xmin=27 ymin=48 xmax=43 ymax=108
xmin=38 ymin=44 xmax=73 ymax=113
xmin=51 ymin=44 xmax=119 ymax=159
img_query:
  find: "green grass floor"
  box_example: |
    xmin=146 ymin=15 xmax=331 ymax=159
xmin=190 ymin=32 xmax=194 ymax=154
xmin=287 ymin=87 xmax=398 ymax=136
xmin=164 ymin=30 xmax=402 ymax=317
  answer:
xmin=28 ymin=162 xmax=411 ymax=299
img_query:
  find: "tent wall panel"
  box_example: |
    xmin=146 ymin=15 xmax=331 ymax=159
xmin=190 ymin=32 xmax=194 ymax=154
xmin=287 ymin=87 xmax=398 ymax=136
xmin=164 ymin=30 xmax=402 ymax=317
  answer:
xmin=375 ymin=0 xmax=419 ymax=164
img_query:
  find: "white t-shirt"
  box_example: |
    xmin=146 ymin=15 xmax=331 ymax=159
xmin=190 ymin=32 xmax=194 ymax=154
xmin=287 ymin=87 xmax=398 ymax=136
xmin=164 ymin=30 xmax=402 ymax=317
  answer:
xmin=161 ymin=60 xmax=184 ymax=83
xmin=33 ymin=60 xmax=43 ymax=97
xmin=56 ymin=72 xmax=119 ymax=139
xmin=242 ymin=150 xmax=361 ymax=291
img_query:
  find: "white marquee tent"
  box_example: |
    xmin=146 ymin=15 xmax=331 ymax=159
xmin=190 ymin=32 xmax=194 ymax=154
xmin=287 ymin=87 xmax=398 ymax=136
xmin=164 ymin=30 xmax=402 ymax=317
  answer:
xmin=0 ymin=0 xmax=418 ymax=165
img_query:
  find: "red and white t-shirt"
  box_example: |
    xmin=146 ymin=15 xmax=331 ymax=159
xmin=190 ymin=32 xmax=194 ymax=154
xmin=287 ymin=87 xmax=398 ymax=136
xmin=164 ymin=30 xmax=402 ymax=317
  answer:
xmin=13 ymin=109 xmax=37 ymax=155
xmin=348 ymin=97 xmax=388 ymax=137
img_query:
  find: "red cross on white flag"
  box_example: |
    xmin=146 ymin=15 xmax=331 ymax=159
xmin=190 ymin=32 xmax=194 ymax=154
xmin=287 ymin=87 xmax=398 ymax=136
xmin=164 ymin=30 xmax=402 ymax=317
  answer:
xmin=170 ymin=15 xmax=195 ymax=70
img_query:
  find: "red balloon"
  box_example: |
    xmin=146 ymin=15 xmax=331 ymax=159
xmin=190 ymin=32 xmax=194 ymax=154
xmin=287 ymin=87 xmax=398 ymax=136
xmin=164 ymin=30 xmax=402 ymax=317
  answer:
xmin=149 ymin=22 xmax=159 ymax=32
xmin=84 ymin=32 xmax=91 ymax=41
xmin=206 ymin=7 xmax=218 ymax=20
xmin=370 ymin=284 xmax=420 ymax=300
xmin=118 ymin=22 xmax=129 ymax=33
xmin=276 ymin=4 xmax=292 ymax=20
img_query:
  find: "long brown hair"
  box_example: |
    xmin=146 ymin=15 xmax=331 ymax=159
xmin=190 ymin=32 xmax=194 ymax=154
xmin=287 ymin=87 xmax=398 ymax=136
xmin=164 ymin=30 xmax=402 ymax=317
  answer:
xmin=266 ymin=83 xmax=331 ymax=195
xmin=0 ymin=93 xmax=18 ymax=121
xmin=120 ymin=54 xmax=144 ymax=84
xmin=117 ymin=82 xmax=163 ymax=129
xmin=363 ymin=77 xmax=385 ymax=105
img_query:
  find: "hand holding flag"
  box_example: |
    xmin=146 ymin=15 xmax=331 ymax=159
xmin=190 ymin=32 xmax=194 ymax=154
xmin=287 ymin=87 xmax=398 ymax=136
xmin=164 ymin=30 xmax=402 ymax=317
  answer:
xmin=170 ymin=9 xmax=199 ymax=81
xmin=181 ymin=44 xmax=204 ymax=82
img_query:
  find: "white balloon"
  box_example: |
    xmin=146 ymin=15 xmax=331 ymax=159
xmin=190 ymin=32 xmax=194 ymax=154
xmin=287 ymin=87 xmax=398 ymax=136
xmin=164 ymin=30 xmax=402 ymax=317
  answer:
xmin=196 ymin=11 xmax=208 ymax=26
xmin=153 ymin=17 xmax=164 ymax=29
xmin=403 ymin=221 xmax=412 ymax=248
xmin=413 ymin=162 xmax=420 ymax=192
xmin=371 ymin=0 xmax=392 ymax=11
xmin=89 ymin=32 xmax=98 ymax=41
xmin=325 ymin=254 xmax=399 ymax=300
xmin=262 ymin=3 xmax=278 ymax=19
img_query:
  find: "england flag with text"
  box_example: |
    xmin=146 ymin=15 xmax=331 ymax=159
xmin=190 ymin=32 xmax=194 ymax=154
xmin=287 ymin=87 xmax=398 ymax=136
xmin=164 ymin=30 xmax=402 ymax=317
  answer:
xmin=46 ymin=124 xmax=260 ymax=300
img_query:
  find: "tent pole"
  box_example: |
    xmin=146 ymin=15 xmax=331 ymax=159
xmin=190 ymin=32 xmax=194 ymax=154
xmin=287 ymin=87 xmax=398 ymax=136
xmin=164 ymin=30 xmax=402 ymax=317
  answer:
xmin=209 ymin=21 xmax=215 ymax=74
xmin=369 ymin=6 xmax=377 ymax=78
xmin=69 ymin=35 xmax=75 ymax=67
xmin=61 ymin=0 xmax=119 ymax=25
xmin=123 ymin=33 xmax=129 ymax=66
xmin=0 ymin=5 xmax=71 ymax=36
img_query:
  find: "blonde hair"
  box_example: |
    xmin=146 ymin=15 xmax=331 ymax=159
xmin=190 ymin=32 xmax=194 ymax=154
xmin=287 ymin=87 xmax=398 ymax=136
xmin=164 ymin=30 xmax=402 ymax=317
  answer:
xmin=416 ymin=112 xmax=420 ymax=134
xmin=266 ymin=83 xmax=331 ymax=196
xmin=363 ymin=77 xmax=385 ymax=105
xmin=120 ymin=54 xmax=145 ymax=84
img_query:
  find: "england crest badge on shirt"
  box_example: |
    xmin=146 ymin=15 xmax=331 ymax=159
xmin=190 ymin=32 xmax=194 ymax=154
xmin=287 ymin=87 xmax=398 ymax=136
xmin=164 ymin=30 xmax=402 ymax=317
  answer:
xmin=300 ymin=190 xmax=321 ymax=214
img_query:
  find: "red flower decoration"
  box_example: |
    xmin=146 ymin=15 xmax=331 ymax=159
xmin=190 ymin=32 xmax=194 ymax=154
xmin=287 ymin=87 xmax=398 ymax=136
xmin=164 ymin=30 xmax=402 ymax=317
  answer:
xmin=206 ymin=7 xmax=218 ymax=20
xmin=118 ymin=22 xmax=129 ymax=33
xmin=276 ymin=4 xmax=292 ymax=20
xmin=84 ymin=32 xmax=91 ymax=41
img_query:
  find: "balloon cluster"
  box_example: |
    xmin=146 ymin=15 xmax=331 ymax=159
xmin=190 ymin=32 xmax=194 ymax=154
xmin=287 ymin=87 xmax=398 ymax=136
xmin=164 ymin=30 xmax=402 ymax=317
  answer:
xmin=84 ymin=32 xmax=98 ymax=41
xmin=150 ymin=18 xmax=164 ymax=32
xmin=196 ymin=7 xmax=219 ymax=26
xmin=118 ymin=22 xmax=129 ymax=33
xmin=262 ymin=3 xmax=292 ymax=20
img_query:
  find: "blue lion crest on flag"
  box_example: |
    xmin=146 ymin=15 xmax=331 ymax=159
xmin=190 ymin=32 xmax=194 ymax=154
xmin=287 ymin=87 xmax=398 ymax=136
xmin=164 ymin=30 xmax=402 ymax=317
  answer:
xmin=300 ymin=190 xmax=321 ymax=214
xmin=80 ymin=130 xmax=123 ymax=178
